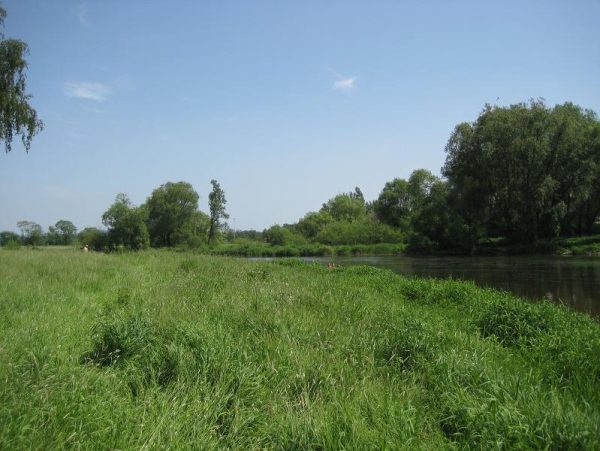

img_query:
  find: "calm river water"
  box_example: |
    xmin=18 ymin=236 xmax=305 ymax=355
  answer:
xmin=299 ymin=255 xmax=600 ymax=317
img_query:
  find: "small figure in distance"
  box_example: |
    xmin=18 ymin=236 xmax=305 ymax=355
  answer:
xmin=83 ymin=244 xmax=89 ymax=253
xmin=327 ymin=262 xmax=336 ymax=269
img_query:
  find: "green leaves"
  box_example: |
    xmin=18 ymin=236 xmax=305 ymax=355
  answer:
xmin=0 ymin=6 xmax=43 ymax=153
xmin=208 ymin=179 xmax=229 ymax=244
xmin=443 ymin=100 xmax=600 ymax=242
xmin=145 ymin=181 xmax=200 ymax=247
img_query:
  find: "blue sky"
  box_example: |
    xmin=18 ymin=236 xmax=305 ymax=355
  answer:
xmin=1 ymin=0 xmax=599 ymax=232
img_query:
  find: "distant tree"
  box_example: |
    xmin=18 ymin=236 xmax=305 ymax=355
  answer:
xmin=102 ymin=194 xmax=149 ymax=250
xmin=374 ymin=178 xmax=411 ymax=228
xmin=296 ymin=211 xmax=333 ymax=239
xmin=173 ymin=210 xmax=210 ymax=248
xmin=229 ymin=229 xmax=263 ymax=241
xmin=407 ymin=169 xmax=438 ymax=206
xmin=46 ymin=226 xmax=59 ymax=245
xmin=208 ymin=179 xmax=229 ymax=244
xmin=409 ymin=180 xmax=475 ymax=252
xmin=263 ymin=224 xmax=307 ymax=246
xmin=145 ymin=181 xmax=200 ymax=247
xmin=350 ymin=186 xmax=364 ymax=201
xmin=321 ymin=191 xmax=366 ymax=222
xmin=0 ymin=230 xmax=19 ymax=245
xmin=374 ymin=170 xmax=438 ymax=230
xmin=77 ymin=227 xmax=108 ymax=251
xmin=17 ymin=220 xmax=43 ymax=246
xmin=0 ymin=6 xmax=43 ymax=153
xmin=48 ymin=220 xmax=77 ymax=245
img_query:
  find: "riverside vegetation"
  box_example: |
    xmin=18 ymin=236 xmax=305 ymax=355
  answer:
xmin=4 ymin=101 xmax=600 ymax=257
xmin=1 ymin=248 xmax=599 ymax=449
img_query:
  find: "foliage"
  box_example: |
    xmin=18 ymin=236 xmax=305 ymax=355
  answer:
xmin=0 ymin=6 xmax=43 ymax=153
xmin=145 ymin=181 xmax=200 ymax=247
xmin=315 ymin=218 xmax=403 ymax=245
xmin=46 ymin=220 xmax=77 ymax=245
xmin=409 ymin=180 xmax=476 ymax=253
xmin=443 ymin=100 xmax=600 ymax=242
xmin=230 ymin=229 xmax=263 ymax=241
xmin=296 ymin=211 xmax=333 ymax=239
xmin=77 ymin=227 xmax=108 ymax=251
xmin=0 ymin=230 xmax=19 ymax=246
xmin=374 ymin=169 xmax=438 ymax=230
xmin=207 ymin=242 xmax=404 ymax=257
xmin=557 ymin=234 xmax=600 ymax=256
xmin=16 ymin=220 xmax=43 ymax=246
xmin=320 ymin=188 xmax=366 ymax=222
xmin=102 ymin=194 xmax=149 ymax=250
xmin=173 ymin=210 xmax=211 ymax=248
xmin=208 ymin=179 xmax=229 ymax=244
xmin=263 ymin=224 xmax=307 ymax=246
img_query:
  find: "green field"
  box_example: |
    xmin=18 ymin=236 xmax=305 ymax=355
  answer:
xmin=1 ymin=249 xmax=599 ymax=449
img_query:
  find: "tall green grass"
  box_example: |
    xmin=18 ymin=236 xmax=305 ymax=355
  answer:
xmin=0 ymin=248 xmax=599 ymax=449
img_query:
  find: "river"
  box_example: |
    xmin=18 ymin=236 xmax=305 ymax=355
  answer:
xmin=298 ymin=255 xmax=600 ymax=317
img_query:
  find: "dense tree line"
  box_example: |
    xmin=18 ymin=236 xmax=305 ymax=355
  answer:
xmin=443 ymin=100 xmax=600 ymax=243
xmin=370 ymin=100 xmax=600 ymax=252
xmin=0 ymin=180 xmax=228 ymax=251
xmin=0 ymin=219 xmax=78 ymax=248
xmin=261 ymin=101 xmax=599 ymax=253
xmin=2 ymin=101 xmax=598 ymax=254
xmin=261 ymin=187 xmax=404 ymax=247
xmin=97 ymin=180 xmax=227 ymax=251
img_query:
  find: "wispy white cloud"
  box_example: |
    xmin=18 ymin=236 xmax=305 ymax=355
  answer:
xmin=327 ymin=66 xmax=358 ymax=92
xmin=333 ymin=77 xmax=357 ymax=91
xmin=63 ymin=82 xmax=111 ymax=102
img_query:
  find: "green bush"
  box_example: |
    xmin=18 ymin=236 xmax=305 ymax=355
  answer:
xmin=315 ymin=219 xmax=403 ymax=245
xmin=80 ymin=315 xmax=209 ymax=395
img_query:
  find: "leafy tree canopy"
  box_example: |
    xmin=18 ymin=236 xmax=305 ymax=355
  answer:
xmin=47 ymin=220 xmax=77 ymax=245
xmin=321 ymin=188 xmax=366 ymax=222
xmin=17 ymin=220 xmax=42 ymax=245
xmin=443 ymin=100 xmax=600 ymax=241
xmin=374 ymin=169 xmax=438 ymax=230
xmin=145 ymin=181 xmax=199 ymax=247
xmin=0 ymin=6 xmax=43 ymax=153
xmin=102 ymin=194 xmax=149 ymax=250
xmin=208 ymin=179 xmax=229 ymax=244
xmin=77 ymin=227 xmax=108 ymax=251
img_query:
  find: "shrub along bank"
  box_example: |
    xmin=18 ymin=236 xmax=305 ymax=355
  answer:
xmin=204 ymin=242 xmax=405 ymax=257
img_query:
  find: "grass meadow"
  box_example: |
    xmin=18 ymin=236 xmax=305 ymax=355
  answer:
xmin=1 ymin=248 xmax=599 ymax=449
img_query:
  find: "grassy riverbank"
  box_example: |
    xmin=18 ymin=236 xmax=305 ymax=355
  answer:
xmin=199 ymin=233 xmax=600 ymax=258
xmin=1 ymin=248 xmax=599 ymax=449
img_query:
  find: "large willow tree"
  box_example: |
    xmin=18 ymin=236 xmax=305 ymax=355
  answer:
xmin=0 ymin=6 xmax=43 ymax=153
xmin=443 ymin=100 xmax=600 ymax=242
